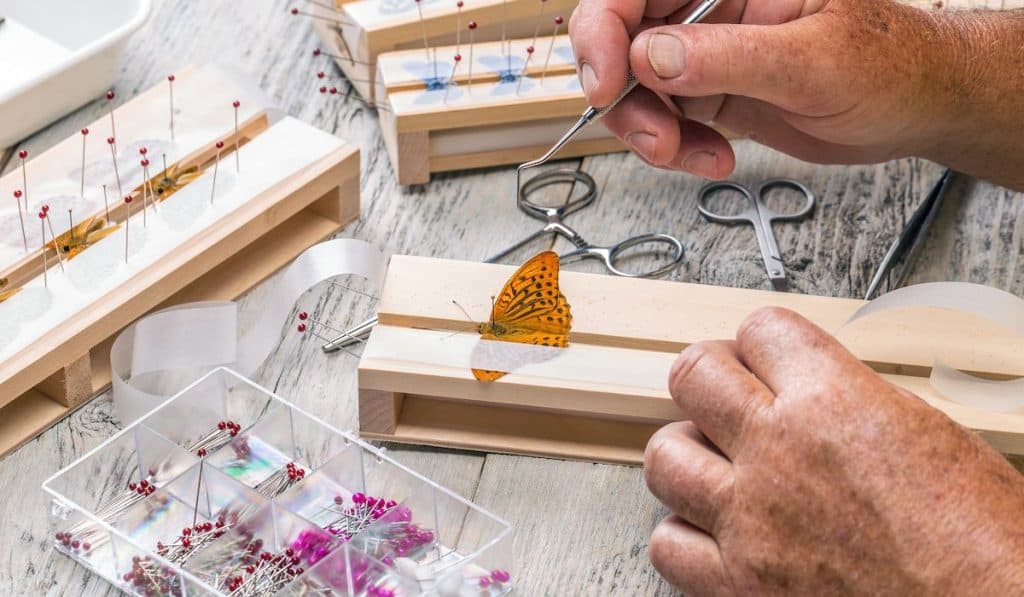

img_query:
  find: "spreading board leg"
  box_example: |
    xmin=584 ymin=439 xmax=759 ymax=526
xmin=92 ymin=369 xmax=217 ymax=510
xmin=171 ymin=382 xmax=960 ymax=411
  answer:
xmin=359 ymin=389 xmax=405 ymax=435
xmin=36 ymin=354 xmax=92 ymax=408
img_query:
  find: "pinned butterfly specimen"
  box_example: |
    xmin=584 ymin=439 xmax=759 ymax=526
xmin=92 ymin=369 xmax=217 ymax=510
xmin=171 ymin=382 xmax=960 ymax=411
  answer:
xmin=473 ymin=251 xmax=572 ymax=381
xmin=46 ymin=216 xmax=121 ymax=259
xmin=146 ymin=162 xmax=203 ymax=202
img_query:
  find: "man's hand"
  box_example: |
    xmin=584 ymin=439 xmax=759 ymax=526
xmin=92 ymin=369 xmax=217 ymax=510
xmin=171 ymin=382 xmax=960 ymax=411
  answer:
xmin=569 ymin=0 xmax=1024 ymax=189
xmin=645 ymin=307 xmax=1024 ymax=594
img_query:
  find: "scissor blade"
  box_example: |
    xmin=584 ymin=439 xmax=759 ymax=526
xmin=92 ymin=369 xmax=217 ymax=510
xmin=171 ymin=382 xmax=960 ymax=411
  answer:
xmin=770 ymin=277 xmax=789 ymax=292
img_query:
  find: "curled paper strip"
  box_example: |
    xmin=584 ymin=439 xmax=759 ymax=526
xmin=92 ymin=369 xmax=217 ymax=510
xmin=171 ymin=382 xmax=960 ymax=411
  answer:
xmin=111 ymin=239 xmax=387 ymax=424
xmin=848 ymin=282 xmax=1024 ymax=412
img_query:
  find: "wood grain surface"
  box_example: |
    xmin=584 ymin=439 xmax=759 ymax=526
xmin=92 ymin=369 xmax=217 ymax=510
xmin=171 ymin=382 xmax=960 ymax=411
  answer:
xmin=1 ymin=0 xmax=1022 ymax=595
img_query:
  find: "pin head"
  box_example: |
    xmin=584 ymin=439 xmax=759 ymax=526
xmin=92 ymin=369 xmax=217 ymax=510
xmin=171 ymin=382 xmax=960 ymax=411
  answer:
xmin=319 ymin=86 xmax=327 ymax=94
xmin=141 ymin=159 xmax=150 ymax=167
xmin=299 ymin=311 xmax=309 ymax=320
xmin=527 ymin=46 xmax=535 ymax=54
xmin=38 ymin=211 xmax=45 ymax=220
xmin=42 ymin=204 xmax=49 ymax=213
xmin=554 ymin=15 xmax=563 ymax=24
xmin=297 ymin=323 xmax=307 ymax=332
xmin=317 ymin=71 xmax=326 ymax=79
xmin=139 ymin=147 xmax=148 ymax=156
xmin=124 ymin=196 xmax=133 ymax=204
xmin=216 ymin=141 xmax=224 ymax=149
xmin=13 ymin=190 xmax=22 ymax=199
xmin=107 ymin=137 xmax=115 ymax=145
xmin=106 ymin=90 xmax=115 ymax=101
xmin=454 ymin=53 xmax=462 ymax=62
xmin=81 ymin=128 xmax=89 ymax=135
xmin=329 ymin=87 xmax=338 ymax=94
xmin=457 ymin=0 xmax=463 ymax=6
xmin=290 ymin=7 xmax=299 ymax=14
xmin=313 ymin=48 xmax=322 ymax=57
xmin=18 ymin=150 xmax=27 ymax=159
xmin=468 ymin=20 xmax=477 ymax=29
xmin=232 ymin=100 xmax=240 ymax=108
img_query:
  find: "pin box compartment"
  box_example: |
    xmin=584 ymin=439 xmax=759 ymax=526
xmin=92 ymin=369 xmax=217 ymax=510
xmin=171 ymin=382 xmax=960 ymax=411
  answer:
xmin=357 ymin=255 xmax=1024 ymax=464
xmin=310 ymin=0 xmax=578 ymax=104
xmin=43 ymin=367 xmax=514 ymax=596
xmin=0 ymin=65 xmax=361 ymax=458
xmin=375 ymin=34 xmax=624 ymax=185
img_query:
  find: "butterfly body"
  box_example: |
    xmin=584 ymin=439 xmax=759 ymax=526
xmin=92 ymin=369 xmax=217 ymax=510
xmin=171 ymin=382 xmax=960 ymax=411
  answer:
xmin=472 ymin=251 xmax=572 ymax=381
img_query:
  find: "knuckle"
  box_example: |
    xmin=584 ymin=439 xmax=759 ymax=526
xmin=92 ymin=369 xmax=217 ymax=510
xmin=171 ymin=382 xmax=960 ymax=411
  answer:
xmin=668 ymin=342 xmax=718 ymax=394
xmin=736 ymin=306 xmax=794 ymax=343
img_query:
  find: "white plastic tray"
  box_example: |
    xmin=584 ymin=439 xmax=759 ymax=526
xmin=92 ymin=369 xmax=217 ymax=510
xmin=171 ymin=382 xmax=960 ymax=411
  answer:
xmin=0 ymin=0 xmax=150 ymax=148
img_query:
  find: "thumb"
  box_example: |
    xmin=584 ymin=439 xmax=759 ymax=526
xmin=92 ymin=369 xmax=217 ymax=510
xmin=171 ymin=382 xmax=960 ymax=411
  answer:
xmin=630 ymin=19 xmax=835 ymax=114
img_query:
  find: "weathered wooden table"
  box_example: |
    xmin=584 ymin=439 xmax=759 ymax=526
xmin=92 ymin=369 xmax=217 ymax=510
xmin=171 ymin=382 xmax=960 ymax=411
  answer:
xmin=2 ymin=1 xmax=1022 ymax=594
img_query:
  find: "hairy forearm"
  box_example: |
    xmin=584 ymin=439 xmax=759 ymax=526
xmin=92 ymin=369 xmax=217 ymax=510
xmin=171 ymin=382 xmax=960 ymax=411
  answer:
xmin=925 ymin=9 xmax=1024 ymax=190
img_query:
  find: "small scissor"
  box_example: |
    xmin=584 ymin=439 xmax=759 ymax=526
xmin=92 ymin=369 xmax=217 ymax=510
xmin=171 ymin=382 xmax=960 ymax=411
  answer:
xmin=487 ymin=169 xmax=685 ymax=277
xmin=697 ymin=178 xmax=815 ymax=291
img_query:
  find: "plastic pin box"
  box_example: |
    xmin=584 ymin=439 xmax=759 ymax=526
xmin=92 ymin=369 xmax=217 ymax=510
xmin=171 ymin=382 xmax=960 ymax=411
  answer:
xmin=43 ymin=368 xmax=513 ymax=596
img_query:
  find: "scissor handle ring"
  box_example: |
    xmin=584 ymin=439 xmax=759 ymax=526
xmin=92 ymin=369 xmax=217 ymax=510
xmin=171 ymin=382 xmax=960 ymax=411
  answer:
xmin=696 ymin=181 xmax=756 ymax=223
xmin=517 ymin=169 xmax=598 ymax=219
xmin=606 ymin=233 xmax=685 ymax=278
xmin=755 ymin=178 xmax=816 ymax=220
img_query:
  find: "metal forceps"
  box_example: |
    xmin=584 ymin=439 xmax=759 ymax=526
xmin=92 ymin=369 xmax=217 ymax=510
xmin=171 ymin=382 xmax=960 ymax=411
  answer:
xmin=697 ymin=179 xmax=815 ymax=291
xmin=488 ymin=169 xmax=685 ymax=277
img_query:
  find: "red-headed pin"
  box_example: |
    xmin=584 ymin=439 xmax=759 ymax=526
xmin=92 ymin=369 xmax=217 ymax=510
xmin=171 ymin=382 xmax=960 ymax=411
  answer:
xmin=413 ymin=0 xmax=438 ymax=81
xmin=516 ymin=46 xmax=535 ymax=95
xmin=123 ymin=196 xmax=133 ymax=263
xmin=108 ymin=136 xmax=123 ymax=197
xmin=542 ymin=16 xmax=564 ymax=85
xmin=13 ymin=190 xmax=27 ymax=252
xmin=530 ymin=0 xmax=549 ymax=48
xmin=18 ymin=149 xmax=28 ymax=212
xmin=80 ymin=128 xmax=89 ymax=199
xmin=455 ymin=1 xmax=464 ymax=55
xmin=232 ymin=100 xmax=241 ymax=173
xmin=102 ymin=184 xmax=110 ymax=222
xmin=444 ymin=53 xmax=462 ymax=103
xmin=168 ymin=75 xmax=176 ymax=141
xmin=297 ymin=312 xmax=362 ymax=356
xmin=467 ymin=21 xmax=478 ymax=93
xmin=105 ymin=90 xmax=117 ymax=151
xmin=210 ymin=141 xmax=224 ymax=204
xmin=38 ymin=213 xmax=48 ymax=287
xmin=41 ymin=205 xmax=65 ymax=272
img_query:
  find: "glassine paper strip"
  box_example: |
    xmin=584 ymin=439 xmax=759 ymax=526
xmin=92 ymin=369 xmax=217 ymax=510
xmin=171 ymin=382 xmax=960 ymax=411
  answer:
xmin=848 ymin=282 xmax=1024 ymax=412
xmin=361 ymin=325 xmax=672 ymax=394
xmin=111 ymin=239 xmax=387 ymax=423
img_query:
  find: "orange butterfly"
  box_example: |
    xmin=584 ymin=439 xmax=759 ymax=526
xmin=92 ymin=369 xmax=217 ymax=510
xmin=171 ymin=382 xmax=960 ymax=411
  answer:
xmin=473 ymin=251 xmax=572 ymax=381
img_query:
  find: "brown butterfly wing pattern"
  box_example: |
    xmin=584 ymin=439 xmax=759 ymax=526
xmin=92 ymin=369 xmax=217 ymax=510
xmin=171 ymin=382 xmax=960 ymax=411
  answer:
xmin=472 ymin=251 xmax=572 ymax=381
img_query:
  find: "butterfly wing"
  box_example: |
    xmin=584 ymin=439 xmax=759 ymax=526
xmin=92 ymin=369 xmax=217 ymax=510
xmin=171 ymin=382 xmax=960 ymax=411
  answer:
xmin=488 ymin=251 xmax=572 ymax=335
xmin=475 ymin=252 xmax=572 ymax=381
xmin=471 ymin=329 xmax=569 ymax=381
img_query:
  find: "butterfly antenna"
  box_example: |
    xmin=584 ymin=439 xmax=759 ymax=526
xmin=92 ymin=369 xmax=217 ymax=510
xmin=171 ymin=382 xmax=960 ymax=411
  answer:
xmin=451 ymin=299 xmax=475 ymax=323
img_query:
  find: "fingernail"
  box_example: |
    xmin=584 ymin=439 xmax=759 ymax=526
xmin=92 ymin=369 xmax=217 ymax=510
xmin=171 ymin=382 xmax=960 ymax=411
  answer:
xmin=580 ymin=62 xmax=598 ymax=97
xmin=682 ymin=151 xmax=718 ymax=178
xmin=647 ymin=33 xmax=685 ymax=79
xmin=625 ymin=132 xmax=657 ymax=162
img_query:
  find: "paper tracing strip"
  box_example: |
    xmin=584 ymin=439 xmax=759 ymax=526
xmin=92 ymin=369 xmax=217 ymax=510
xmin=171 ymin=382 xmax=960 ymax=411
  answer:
xmin=848 ymin=282 xmax=1024 ymax=412
xmin=110 ymin=239 xmax=387 ymax=423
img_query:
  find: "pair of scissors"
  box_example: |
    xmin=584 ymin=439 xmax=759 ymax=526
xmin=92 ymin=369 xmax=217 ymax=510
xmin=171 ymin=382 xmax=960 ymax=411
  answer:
xmin=487 ymin=169 xmax=685 ymax=277
xmin=697 ymin=179 xmax=815 ymax=291
xmin=322 ymin=169 xmax=684 ymax=352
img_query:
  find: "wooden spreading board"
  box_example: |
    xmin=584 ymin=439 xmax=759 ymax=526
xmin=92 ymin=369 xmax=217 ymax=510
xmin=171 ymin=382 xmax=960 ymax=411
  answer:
xmin=358 ymin=256 xmax=1024 ymax=464
xmin=0 ymin=70 xmax=361 ymax=458
xmin=376 ymin=34 xmax=624 ymax=184
xmin=311 ymin=0 xmax=578 ymax=103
